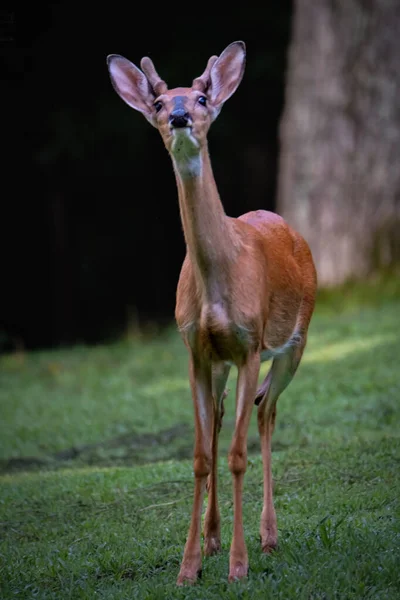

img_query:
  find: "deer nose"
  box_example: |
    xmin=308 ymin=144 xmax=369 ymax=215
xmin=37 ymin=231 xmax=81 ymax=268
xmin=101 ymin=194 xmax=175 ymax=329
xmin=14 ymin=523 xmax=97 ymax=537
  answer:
xmin=169 ymin=109 xmax=190 ymax=128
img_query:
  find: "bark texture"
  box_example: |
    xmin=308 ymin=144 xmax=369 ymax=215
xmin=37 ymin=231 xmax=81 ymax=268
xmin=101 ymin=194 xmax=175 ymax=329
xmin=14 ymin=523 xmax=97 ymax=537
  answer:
xmin=278 ymin=0 xmax=400 ymax=285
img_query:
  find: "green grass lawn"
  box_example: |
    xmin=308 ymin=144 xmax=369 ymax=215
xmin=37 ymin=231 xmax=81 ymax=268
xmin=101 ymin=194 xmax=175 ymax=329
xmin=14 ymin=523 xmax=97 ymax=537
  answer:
xmin=1 ymin=276 xmax=400 ymax=599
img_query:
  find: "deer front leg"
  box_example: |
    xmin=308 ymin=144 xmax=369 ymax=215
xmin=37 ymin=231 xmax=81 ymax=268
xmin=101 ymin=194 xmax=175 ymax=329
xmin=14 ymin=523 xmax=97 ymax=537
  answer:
xmin=228 ymin=353 xmax=260 ymax=582
xmin=203 ymin=363 xmax=230 ymax=556
xmin=177 ymin=356 xmax=213 ymax=586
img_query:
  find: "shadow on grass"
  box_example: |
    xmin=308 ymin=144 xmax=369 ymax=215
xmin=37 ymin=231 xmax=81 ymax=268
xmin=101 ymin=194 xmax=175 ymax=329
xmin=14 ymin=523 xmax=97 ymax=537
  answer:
xmin=0 ymin=423 xmax=192 ymax=475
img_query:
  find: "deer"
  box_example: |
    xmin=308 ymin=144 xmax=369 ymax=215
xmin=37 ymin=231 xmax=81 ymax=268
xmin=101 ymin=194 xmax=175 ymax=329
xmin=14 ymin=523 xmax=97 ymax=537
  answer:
xmin=107 ymin=41 xmax=317 ymax=585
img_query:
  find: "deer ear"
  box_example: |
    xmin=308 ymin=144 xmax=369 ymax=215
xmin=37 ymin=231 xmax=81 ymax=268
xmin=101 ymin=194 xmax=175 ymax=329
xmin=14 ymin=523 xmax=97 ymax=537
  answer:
xmin=107 ymin=54 xmax=156 ymax=123
xmin=209 ymin=41 xmax=246 ymax=109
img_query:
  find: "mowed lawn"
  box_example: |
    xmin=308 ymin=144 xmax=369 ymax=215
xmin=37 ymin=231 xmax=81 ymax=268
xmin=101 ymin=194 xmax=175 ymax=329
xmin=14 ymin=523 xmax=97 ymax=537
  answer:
xmin=1 ymin=276 xmax=400 ymax=599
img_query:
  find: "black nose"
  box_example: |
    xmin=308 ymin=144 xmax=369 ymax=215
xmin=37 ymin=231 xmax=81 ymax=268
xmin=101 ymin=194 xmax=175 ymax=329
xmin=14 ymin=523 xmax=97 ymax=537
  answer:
xmin=169 ymin=109 xmax=190 ymax=128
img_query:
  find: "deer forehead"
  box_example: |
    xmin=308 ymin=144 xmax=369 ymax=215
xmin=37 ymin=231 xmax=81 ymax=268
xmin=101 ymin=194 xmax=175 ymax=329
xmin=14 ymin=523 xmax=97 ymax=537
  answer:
xmin=158 ymin=88 xmax=204 ymax=104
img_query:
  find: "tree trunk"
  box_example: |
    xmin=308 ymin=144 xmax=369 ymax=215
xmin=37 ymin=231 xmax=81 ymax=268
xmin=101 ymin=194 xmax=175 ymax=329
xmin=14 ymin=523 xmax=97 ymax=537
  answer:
xmin=277 ymin=0 xmax=400 ymax=286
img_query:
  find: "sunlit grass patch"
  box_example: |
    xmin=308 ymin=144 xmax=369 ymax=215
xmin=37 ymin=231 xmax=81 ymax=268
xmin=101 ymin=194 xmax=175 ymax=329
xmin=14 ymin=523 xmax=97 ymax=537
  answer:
xmin=302 ymin=332 xmax=398 ymax=363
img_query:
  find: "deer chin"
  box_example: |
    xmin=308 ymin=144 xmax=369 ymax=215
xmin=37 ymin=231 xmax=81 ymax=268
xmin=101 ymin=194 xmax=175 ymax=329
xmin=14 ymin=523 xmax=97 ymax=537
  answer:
xmin=171 ymin=129 xmax=202 ymax=178
xmin=171 ymin=127 xmax=200 ymax=156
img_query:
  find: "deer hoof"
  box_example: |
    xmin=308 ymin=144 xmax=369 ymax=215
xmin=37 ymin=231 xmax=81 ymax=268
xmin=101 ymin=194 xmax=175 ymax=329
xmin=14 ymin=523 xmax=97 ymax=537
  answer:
xmin=228 ymin=561 xmax=248 ymax=582
xmin=204 ymin=535 xmax=221 ymax=555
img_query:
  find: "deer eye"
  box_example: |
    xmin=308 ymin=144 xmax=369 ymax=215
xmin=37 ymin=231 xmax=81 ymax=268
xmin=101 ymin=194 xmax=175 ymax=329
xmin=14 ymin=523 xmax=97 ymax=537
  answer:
xmin=154 ymin=101 xmax=163 ymax=113
xmin=198 ymin=96 xmax=207 ymax=106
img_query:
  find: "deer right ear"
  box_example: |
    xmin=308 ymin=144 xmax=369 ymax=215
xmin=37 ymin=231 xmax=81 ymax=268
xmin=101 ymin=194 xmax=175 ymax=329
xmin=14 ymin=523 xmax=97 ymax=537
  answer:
xmin=107 ymin=54 xmax=156 ymax=124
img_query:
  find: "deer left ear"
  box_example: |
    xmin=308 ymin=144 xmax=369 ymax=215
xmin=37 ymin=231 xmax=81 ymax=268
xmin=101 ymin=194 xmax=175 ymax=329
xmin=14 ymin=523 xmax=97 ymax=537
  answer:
xmin=209 ymin=41 xmax=246 ymax=109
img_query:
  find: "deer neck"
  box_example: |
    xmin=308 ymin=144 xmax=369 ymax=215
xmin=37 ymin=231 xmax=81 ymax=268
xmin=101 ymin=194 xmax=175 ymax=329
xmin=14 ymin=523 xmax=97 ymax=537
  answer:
xmin=171 ymin=140 xmax=237 ymax=298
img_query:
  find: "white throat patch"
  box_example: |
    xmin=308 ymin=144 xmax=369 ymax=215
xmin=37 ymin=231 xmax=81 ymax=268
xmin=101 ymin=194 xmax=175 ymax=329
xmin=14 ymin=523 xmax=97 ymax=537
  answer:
xmin=171 ymin=128 xmax=201 ymax=178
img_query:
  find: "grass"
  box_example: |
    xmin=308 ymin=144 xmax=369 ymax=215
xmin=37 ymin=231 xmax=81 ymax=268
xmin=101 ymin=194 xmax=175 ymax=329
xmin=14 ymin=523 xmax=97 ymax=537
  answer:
xmin=1 ymin=274 xmax=400 ymax=598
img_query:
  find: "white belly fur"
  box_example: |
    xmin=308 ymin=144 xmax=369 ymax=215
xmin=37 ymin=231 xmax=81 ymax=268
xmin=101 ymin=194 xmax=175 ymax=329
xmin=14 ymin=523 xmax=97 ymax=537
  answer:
xmin=261 ymin=326 xmax=302 ymax=362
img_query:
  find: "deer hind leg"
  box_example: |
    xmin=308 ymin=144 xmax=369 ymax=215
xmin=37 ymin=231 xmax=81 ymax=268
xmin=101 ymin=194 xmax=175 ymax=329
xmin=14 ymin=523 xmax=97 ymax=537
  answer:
xmin=254 ymin=367 xmax=272 ymax=406
xmin=177 ymin=356 xmax=213 ymax=586
xmin=228 ymin=353 xmax=260 ymax=582
xmin=203 ymin=363 xmax=231 ymax=556
xmin=257 ymin=346 xmax=304 ymax=554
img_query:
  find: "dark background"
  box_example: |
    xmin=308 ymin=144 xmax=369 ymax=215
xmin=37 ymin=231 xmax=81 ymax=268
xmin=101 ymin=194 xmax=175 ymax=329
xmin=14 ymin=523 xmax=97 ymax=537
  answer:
xmin=1 ymin=2 xmax=292 ymax=352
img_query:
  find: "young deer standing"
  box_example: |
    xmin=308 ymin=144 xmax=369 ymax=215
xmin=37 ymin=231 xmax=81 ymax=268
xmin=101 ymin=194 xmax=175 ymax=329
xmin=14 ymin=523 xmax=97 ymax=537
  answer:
xmin=107 ymin=41 xmax=317 ymax=585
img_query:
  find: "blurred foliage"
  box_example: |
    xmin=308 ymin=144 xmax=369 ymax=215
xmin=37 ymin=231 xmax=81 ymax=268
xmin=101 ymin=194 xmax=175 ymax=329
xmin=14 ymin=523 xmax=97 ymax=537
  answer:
xmin=315 ymin=268 xmax=400 ymax=313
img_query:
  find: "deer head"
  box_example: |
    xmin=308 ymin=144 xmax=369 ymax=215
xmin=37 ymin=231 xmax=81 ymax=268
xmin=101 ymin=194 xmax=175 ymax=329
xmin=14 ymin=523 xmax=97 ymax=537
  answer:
xmin=107 ymin=42 xmax=246 ymax=158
